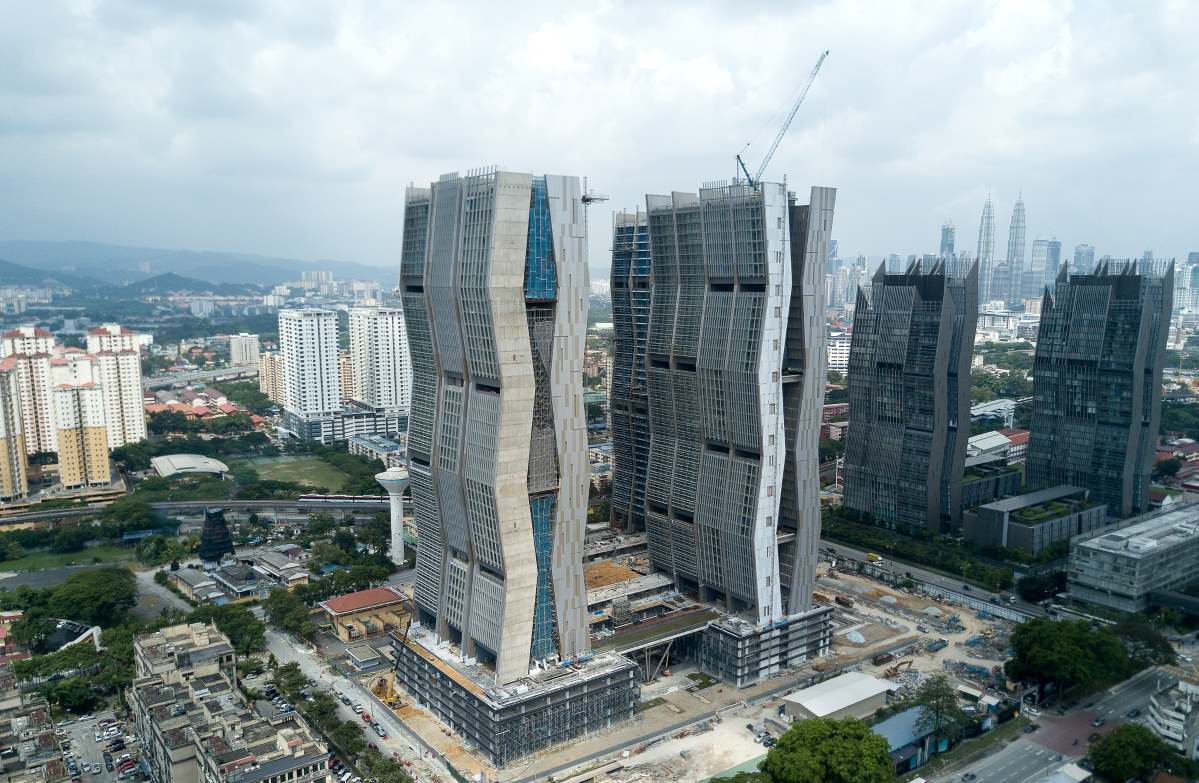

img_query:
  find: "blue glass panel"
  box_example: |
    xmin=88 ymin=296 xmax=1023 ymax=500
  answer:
xmin=529 ymin=493 xmax=557 ymax=659
xmin=525 ymin=177 xmax=557 ymax=301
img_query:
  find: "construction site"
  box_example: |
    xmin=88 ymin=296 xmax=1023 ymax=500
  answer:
xmin=340 ymin=550 xmax=1019 ymax=783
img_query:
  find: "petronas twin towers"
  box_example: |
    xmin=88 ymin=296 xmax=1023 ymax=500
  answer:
xmin=976 ymin=193 xmax=1026 ymax=306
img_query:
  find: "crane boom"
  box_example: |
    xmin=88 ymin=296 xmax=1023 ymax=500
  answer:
xmin=748 ymin=49 xmax=829 ymax=186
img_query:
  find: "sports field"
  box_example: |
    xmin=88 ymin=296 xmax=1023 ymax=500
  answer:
xmin=248 ymin=456 xmax=348 ymax=490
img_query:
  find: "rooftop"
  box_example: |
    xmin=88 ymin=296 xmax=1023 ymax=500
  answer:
xmin=981 ymin=484 xmax=1086 ymax=514
xmin=150 ymin=454 xmax=230 ymax=478
xmin=1077 ymin=502 xmax=1199 ymax=559
xmin=872 ymin=705 xmax=931 ymax=751
xmin=347 ymin=433 xmax=404 ymax=452
xmin=319 ymin=586 xmax=404 ymax=616
xmin=782 ymin=671 xmax=894 ymax=717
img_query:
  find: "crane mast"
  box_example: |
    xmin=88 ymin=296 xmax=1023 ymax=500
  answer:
xmin=737 ymin=49 xmax=829 ymax=187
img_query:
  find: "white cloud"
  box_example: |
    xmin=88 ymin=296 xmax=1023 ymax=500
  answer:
xmin=0 ymin=0 xmax=1195 ymax=273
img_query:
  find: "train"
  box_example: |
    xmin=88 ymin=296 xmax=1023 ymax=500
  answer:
xmin=296 ymin=494 xmax=389 ymax=506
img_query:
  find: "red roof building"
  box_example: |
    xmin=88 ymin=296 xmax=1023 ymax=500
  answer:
xmin=319 ymin=587 xmax=405 ymax=617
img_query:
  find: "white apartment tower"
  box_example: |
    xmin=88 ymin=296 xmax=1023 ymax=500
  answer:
xmin=228 ymin=333 xmax=260 ymax=367
xmin=53 ymin=383 xmax=109 ymax=488
xmin=86 ymin=324 xmax=147 ymax=448
xmin=1 ymin=326 xmax=55 ymax=358
xmin=347 ymin=307 xmax=411 ymax=413
xmin=278 ymin=309 xmax=340 ymax=440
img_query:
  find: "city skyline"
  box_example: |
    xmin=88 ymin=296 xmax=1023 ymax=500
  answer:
xmin=3 ymin=4 xmax=1197 ymax=277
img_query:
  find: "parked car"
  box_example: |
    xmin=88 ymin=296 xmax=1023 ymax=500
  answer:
xmin=352 ymin=704 xmax=364 ymax=714
xmin=360 ymin=712 xmax=372 ymax=723
xmin=1127 ymin=708 xmax=1142 ymax=718
xmin=961 ymin=584 xmax=972 ymax=592
xmin=1091 ymin=718 xmax=1105 ymax=727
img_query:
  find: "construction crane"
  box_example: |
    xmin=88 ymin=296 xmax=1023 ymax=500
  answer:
xmin=736 ymin=49 xmax=830 ymax=187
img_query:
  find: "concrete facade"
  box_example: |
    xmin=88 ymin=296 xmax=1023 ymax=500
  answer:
xmin=278 ymin=309 xmax=340 ymax=442
xmin=1028 ymin=263 xmax=1172 ymax=518
xmin=963 ymin=485 xmax=1105 ymax=555
xmin=347 ymin=307 xmax=411 ymax=413
xmin=1069 ymin=503 xmax=1199 ymax=612
xmin=401 ymin=170 xmax=589 ymax=686
xmin=843 ymin=260 xmax=978 ymax=533
xmin=0 ymin=365 xmax=28 ymax=501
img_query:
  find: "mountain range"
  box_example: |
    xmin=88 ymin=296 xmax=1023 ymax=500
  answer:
xmin=0 ymin=240 xmax=394 ymax=288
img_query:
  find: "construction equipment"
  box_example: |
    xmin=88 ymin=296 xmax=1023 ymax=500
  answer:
xmin=735 ymin=49 xmax=830 ymax=186
xmin=884 ymin=660 xmax=913 ymax=678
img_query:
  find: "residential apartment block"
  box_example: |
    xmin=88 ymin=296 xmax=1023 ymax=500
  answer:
xmin=0 ymin=363 xmax=28 ymax=501
xmin=278 ymin=309 xmax=340 ymax=441
xmin=258 ymin=351 xmax=283 ymax=404
xmin=229 ymin=332 xmax=260 ymax=367
xmin=53 ymin=384 xmax=109 ymax=488
xmin=843 ymin=261 xmax=978 ymax=532
xmin=347 ymin=307 xmax=411 ymax=413
xmin=1028 ymin=263 xmax=1172 ymax=518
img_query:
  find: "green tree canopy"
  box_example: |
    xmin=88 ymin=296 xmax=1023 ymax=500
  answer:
xmin=908 ymin=673 xmax=969 ymax=744
xmin=755 ymin=718 xmax=892 ymax=783
xmin=1089 ymin=724 xmax=1174 ymax=783
xmin=189 ymin=604 xmax=265 ymax=656
xmin=1005 ymin=617 xmax=1130 ymax=691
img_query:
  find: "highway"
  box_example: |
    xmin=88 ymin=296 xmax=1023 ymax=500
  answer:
xmin=819 ymin=539 xmax=1048 ymax=621
xmin=143 ymin=366 xmax=259 ymax=390
xmin=939 ymin=737 xmax=1067 ymax=783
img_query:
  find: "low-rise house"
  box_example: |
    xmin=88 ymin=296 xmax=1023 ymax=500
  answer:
xmin=964 ymin=485 xmax=1106 ymax=556
xmin=319 ymin=587 xmax=406 ymax=643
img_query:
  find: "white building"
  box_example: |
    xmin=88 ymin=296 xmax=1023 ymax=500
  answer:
xmin=11 ymin=353 xmax=55 ymax=454
xmin=1148 ymin=671 xmax=1199 ymax=760
xmin=190 ymin=298 xmax=215 ymax=318
xmin=347 ymin=307 xmax=410 ymax=413
xmin=86 ymin=323 xmax=152 ymax=353
xmin=228 ymin=333 xmax=260 ymax=367
xmin=278 ymin=309 xmax=340 ymax=440
xmin=1 ymin=326 xmax=55 ymax=358
xmin=92 ymin=350 xmax=146 ymax=448
xmin=827 ymin=333 xmax=851 ymax=373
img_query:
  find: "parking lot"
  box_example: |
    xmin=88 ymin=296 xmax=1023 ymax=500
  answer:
xmin=56 ymin=709 xmax=141 ymax=783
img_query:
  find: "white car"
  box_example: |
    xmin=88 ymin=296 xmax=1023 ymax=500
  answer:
xmin=352 ymin=704 xmax=364 ymax=714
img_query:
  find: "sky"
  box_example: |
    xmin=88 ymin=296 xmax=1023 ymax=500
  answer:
xmin=2 ymin=0 xmax=1197 ymax=278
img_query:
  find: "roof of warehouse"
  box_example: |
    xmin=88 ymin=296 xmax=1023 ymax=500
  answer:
xmin=782 ymin=671 xmax=895 ymax=717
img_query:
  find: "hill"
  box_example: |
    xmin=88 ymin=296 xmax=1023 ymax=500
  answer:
xmin=0 ymin=240 xmax=392 ymax=288
xmin=121 ymin=273 xmax=261 ymax=296
xmin=0 ymin=257 xmax=100 ymax=289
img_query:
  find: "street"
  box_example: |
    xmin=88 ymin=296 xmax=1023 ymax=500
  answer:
xmin=936 ymin=737 xmax=1066 ymax=783
xmin=820 ymin=539 xmax=1047 ymax=618
xmin=262 ymin=628 xmax=448 ymax=782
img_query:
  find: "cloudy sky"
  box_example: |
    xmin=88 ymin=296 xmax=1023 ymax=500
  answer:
xmin=2 ymin=0 xmax=1196 ymax=276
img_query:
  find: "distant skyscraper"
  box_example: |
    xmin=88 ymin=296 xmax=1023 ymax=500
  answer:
xmin=1026 ymin=239 xmax=1049 ymax=300
xmin=347 ymin=307 xmax=411 ymax=413
xmin=1074 ymin=244 xmax=1095 ymax=273
xmin=609 ymin=210 xmax=651 ymax=533
xmin=278 ymin=309 xmax=340 ymax=441
xmin=843 ymin=261 xmax=978 ymax=532
xmin=940 ymin=222 xmax=956 ymax=257
xmin=1005 ymin=196 xmax=1026 ymax=304
xmin=229 ymin=333 xmax=260 ymax=367
xmin=1045 ymin=240 xmax=1062 ymax=289
xmin=258 ymin=351 xmax=283 ymax=404
xmin=1027 ymin=262 xmax=1173 ymax=518
xmin=977 ymin=195 xmax=996 ymax=302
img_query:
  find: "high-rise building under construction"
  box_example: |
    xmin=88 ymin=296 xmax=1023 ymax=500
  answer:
xmin=393 ymin=169 xmax=637 ymax=766
xmin=611 ymin=179 xmax=836 ymax=686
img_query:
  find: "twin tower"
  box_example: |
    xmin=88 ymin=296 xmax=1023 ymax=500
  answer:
xmin=399 ymin=169 xmax=836 ymax=688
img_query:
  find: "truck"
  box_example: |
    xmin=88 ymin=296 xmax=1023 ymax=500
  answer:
xmin=866 ymin=552 xmax=883 ymax=563
xmin=926 ymin=638 xmax=949 ymax=653
xmin=835 ymin=595 xmax=855 ymax=608
xmin=872 ymin=652 xmax=894 ymax=666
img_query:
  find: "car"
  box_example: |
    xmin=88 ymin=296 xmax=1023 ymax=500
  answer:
xmin=105 ymin=763 xmax=114 ymax=772
xmin=763 ymin=738 xmax=776 ymax=748
xmin=338 ymin=694 xmax=352 ymax=706
xmin=94 ymin=733 xmax=101 ymax=742
xmin=58 ymin=720 xmax=75 ymax=727
xmin=91 ymin=765 xmax=101 ymax=775
xmin=1127 ymin=708 xmax=1142 ymax=718
xmin=360 ymin=712 xmax=372 ymax=722
xmin=916 ymin=625 xmax=929 ymax=633
xmin=1091 ymin=718 xmax=1106 ymax=727
xmin=353 ymin=704 xmax=364 ymax=714
xmin=80 ymin=715 xmax=96 ymax=722
xmin=961 ymin=584 xmax=972 ymax=592
xmin=340 ymin=772 xmax=353 ymax=783
xmin=99 ymin=718 xmax=115 ymax=726
xmin=745 ymin=723 xmax=755 ymax=732
xmin=962 ymin=775 xmax=977 ymax=781
xmin=373 ymin=725 xmax=386 ymax=738
xmin=989 ymin=597 xmax=1000 ymax=605
xmin=117 ymin=761 xmax=135 ymax=771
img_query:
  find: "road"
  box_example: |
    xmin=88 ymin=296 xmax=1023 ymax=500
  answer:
xmin=143 ymin=366 xmax=258 ymax=390
xmin=820 ymin=539 xmax=1047 ymax=619
xmin=262 ymin=628 xmax=448 ymax=782
xmin=938 ymin=737 xmax=1067 ymax=783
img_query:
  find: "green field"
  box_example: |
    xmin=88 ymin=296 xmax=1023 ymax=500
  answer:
xmin=0 ymin=545 xmax=132 ymax=572
xmin=248 ymin=456 xmax=349 ymax=490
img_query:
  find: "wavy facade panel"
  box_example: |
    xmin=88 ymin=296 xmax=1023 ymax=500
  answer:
xmin=401 ymin=170 xmax=588 ymax=686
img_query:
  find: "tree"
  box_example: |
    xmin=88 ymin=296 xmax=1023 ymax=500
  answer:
xmin=1155 ymin=457 xmax=1182 ymax=479
xmin=47 ymin=568 xmax=138 ymax=627
xmin=755 ymin=718 xmax=892 ymax=783
xmin=1006 ymin=618 xmax=1130 ymax=691
xmin=909 ymin=674 xmax=968 ymax=745
xmin=1089 ymin=724 xmax=1174 ymax=783
xmin=265 ymin=588 xmax=310 ymax=636
xmin=332 ymin=528 xmax=358 ymax=556
xmin=190 ymin=605 xmax=266 ymax=655
xmin=330 ymin=721 xmax=367 ymax=757
xmin=270 ymin=662 xmax=308 ymax=699
xmin=44 ymin=677 xmax=100 ymax=713
xmin=1111 ymin=617 xmax=1176 ymax=667
xmin=1015 ymin=571 xmax=1066 ymax=603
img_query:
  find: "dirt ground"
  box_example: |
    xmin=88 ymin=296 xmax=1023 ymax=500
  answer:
xmin=586 ymin=559 xmax=644 ymax=589
xmin=605 ymin=718 xmax=766 ymax=782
